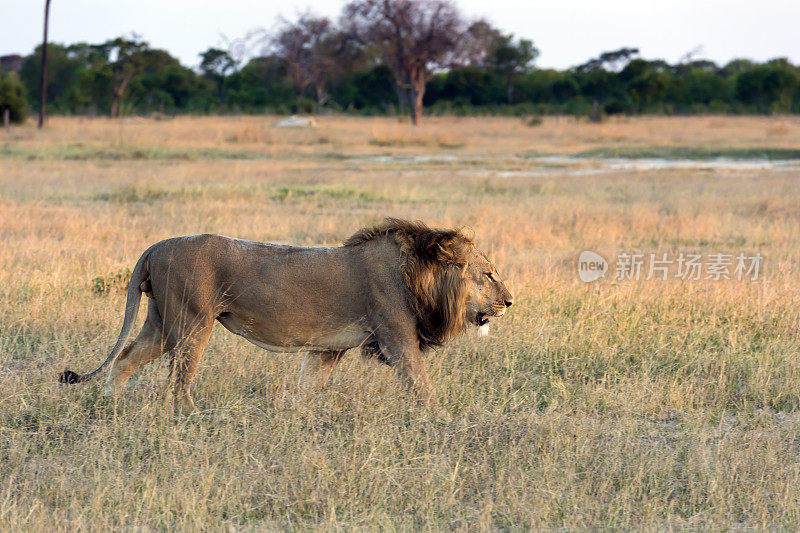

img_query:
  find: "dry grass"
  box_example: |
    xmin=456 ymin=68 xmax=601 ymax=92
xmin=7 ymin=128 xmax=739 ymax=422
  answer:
xmin=2 ymin=115 xmax=800 ymax=529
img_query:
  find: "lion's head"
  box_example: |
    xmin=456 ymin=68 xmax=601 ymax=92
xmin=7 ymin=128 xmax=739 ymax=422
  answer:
xmin=345 ymin=218 xmax=513 ymax=350
xmin=461 ymin=247 xmax=514 ymax=337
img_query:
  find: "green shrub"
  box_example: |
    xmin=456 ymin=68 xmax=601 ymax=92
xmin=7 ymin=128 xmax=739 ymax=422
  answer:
xmin=0 ymin=71 xmax=28 ymax=124
xmin=293 ymin=98 xmax=316 ymax=114
xmin=91 ymin=268 xmax=132 ymax=295
xmin=525 ymin=114 xmax=544 ymax=126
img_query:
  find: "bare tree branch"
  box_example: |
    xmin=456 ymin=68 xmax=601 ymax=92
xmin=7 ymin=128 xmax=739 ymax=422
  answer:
xmin=343 ymin=0 xmax=473 ymax=124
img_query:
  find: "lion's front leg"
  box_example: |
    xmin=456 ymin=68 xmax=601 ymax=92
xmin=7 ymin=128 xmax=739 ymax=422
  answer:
xmin=374 ymin=338 xmax=437 ymax=406
xmin=395 ymin=349 xmax=437 ymax=406
xmin=298 ymin=350 xmax=345 ymax=391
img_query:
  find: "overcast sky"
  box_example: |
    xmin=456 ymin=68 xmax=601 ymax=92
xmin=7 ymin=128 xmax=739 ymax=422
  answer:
xmin=2 ymin=0 xmax=798 ymax=70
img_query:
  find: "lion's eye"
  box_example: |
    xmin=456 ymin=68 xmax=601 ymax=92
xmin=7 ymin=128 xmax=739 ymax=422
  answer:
xmin=483 ymin=272 xmax=494 ymax=281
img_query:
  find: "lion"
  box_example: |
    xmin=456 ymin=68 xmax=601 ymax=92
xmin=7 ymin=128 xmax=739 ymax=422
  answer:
xmin=59 ymin=218 xmax=513 ymax=410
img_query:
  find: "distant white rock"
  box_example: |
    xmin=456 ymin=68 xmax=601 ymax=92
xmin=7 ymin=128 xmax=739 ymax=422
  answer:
xmin=273 ymin=115 xmax=316 ymax=128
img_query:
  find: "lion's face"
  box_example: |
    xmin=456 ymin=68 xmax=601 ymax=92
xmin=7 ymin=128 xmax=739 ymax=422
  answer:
xmin=463 ymin=249 xmax=513 ymax=335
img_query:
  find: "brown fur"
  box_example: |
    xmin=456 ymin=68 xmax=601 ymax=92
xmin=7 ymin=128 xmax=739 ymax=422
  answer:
xmin=59 ymin=218 xmax=513 ymax=410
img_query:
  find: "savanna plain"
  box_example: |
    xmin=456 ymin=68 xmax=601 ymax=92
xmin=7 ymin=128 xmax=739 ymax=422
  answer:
xmin=2 ymin=115 xmax=800 ymax=530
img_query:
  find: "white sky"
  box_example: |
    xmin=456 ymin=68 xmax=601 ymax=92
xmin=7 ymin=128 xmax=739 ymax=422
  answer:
xmin=1 ymin=0 xmax=798 ymax=70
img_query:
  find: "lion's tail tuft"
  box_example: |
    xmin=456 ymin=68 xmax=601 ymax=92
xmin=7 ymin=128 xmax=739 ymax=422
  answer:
xmin=58 ymin=368 xmax=85 ymax=384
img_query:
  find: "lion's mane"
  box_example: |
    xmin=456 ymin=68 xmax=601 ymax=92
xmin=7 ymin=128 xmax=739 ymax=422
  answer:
xmin=344 ymin=218 xmax=474 ymax=351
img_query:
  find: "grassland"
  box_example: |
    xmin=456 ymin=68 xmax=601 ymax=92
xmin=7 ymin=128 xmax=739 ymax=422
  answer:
xmin=2 ymin=115 xmax=800 ymax=530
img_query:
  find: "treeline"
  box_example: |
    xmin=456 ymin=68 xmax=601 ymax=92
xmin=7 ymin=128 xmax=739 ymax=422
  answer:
xmin=2 ymin=0 xmax=799 ymax=124
xmin=8 ymin=45 xmax=800 ymax=117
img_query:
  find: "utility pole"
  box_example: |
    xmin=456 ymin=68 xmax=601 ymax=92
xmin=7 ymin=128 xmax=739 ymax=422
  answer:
xmin=38 ymin=0 xmax=52 ymax=129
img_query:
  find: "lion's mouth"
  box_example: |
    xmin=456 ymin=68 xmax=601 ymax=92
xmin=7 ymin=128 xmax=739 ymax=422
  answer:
xmin=475 ymin=312 xmax=490 ymax=326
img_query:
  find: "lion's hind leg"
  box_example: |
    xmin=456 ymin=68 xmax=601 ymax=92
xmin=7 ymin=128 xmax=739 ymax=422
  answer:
xmin=165 ymin=317 xmax=214 ymax=414
xmin=298 ymin=350 xmax=345 ymax=391
xmin=103 ymin=300 xmax=167 ymax=397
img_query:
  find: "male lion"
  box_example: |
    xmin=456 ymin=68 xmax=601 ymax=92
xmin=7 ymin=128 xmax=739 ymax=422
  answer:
xmin=60 ymin=218 xmax=513 ymax=410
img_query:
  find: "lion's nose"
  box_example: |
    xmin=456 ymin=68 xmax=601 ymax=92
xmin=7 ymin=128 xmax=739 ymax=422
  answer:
xmin=504 ymin=298 xmax=514 ymax=308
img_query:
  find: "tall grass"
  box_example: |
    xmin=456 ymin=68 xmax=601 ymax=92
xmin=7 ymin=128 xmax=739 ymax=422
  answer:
xmin=1 ymin=116 xmax=799 ymax=529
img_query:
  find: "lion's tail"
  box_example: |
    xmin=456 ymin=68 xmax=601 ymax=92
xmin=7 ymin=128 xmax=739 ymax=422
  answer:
xmin=59 ymin=245 xmax=155 ymax=385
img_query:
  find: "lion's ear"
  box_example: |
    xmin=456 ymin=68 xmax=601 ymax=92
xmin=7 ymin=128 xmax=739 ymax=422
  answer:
xmin=409 ymin=231 xmax=445 ymax=264
xmin=421 ymin=232 xmax=465 ymax=265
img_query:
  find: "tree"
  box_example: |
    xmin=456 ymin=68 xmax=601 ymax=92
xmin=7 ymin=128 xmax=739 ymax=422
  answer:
xmin=489 ymin=34 xmax=538 ymax=104
xmin=20 ymin=44 xmax=86 ymax=113
xmin=576 ymin=47 xmax=639 ymax=73
xmin=61 ymin=42 xmax=115 ymax=114
xmin=38 ymin=0 xmax=51 ymax=128
xmin=271 ymin=16 xmax=313 ymax=102
xmin=225 ymin=55 xmax=294 ymax=112
xmin=332 ymin=64 xmax=397 ymax=112
xmin=199 ymin=48 xmax=236 ymax=106
xmin=620 ymin=59 xmax=670 ymax=112
xmin=343 ymin=0 xmax=469 ymax=125
xmin=132 ymin=49 xmax=206 ymax=113
xmin=735 ymin=58 xmax=799 ymax=112
xmin=109 ymin=37 xmax=148 ymax=117
xmin=271 ymin=14 xmax=349 ymax=111
xmin=79 ymin=37 xmax=148 ymax=118
xmin=425 ymin=66 xmax=503 ymax=107
xmin=720 ymin=58 xmax=754 ymax=78
xmin=459 ymin=20 xmax=502 ymax=68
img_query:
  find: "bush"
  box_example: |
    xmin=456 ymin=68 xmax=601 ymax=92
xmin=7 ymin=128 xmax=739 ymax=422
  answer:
xmin=525 ymin=114 xmax=544 ymax=126
xmin=91 ymin=268 xmax=132 ymax=295
xmin=293 ymin=97 xmax=316 ymax=114
xmin=0 ymin=71 xmax=28 ymax=123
